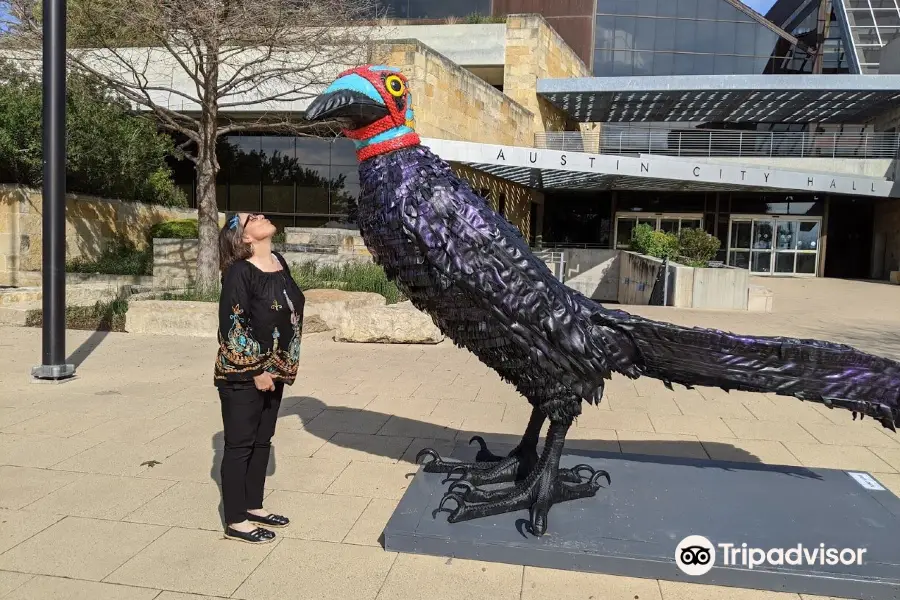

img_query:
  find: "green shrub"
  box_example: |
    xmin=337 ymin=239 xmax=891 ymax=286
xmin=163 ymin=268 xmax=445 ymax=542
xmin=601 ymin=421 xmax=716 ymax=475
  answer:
xmin=463 ymin=13 xmax=506 ymax=23
xmin=66 ymin=239 xmax=152 ymax=275
xmin=0 ymin=59 xmax=186 ymax=207
xmin=149 ymin=261 xmax=404 ymax=305
xmin=26 ymin=298 xmax=129 ymax=332
xmin=158 ymin=287 xmax=221 ymax=302
xmin=291 ymin=261 xmax=405 ymax=304
xmin=678 ymin=228 xmax=721 ymax=268
xmin=150 ymin=218 xmax=199 ymax=240
xmin=629 ymin=223 xmax=679 ymax=260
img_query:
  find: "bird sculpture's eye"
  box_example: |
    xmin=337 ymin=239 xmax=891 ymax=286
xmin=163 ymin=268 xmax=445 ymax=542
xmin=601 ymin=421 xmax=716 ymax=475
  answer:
xmin=385 ymin=75 xmax=405 ymax=97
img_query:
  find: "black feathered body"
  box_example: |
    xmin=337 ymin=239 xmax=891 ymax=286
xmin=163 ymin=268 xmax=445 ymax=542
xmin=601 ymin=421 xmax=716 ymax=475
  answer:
xmin=357 ymin=144 xmax=900 ymax=430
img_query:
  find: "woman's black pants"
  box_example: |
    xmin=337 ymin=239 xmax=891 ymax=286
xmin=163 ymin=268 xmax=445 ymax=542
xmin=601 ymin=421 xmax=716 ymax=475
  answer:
xmin=218 ymin=381 xmax=283 ymax=526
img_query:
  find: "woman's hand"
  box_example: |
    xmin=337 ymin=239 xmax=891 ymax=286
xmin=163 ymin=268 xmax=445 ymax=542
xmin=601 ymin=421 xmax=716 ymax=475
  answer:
xmin=253 ymin=372 xmax=276 ymax=392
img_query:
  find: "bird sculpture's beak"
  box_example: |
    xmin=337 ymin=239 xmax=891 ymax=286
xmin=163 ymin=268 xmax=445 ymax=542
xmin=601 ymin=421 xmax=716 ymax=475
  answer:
xmin=305 ymin=89 xmax=389 ymax=129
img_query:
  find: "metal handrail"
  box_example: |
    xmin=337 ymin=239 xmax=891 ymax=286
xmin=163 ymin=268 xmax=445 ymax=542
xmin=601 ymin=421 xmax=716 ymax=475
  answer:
xmin=535 ymin=130 xmax=900 ymax=160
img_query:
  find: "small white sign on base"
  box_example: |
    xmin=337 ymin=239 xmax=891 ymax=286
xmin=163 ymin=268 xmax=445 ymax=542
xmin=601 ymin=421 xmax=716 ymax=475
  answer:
xmin=848 ymin=471 xmax=887 ymax=491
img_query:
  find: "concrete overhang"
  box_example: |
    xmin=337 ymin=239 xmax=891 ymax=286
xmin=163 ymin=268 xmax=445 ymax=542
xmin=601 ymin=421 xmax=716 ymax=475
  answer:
xmin=536 ymin=74 xmax=900 ymax=123
xmin=370 ymin=24 xmax=506 ymax=68
xmin=420 ymin=137 xmax=898 ymax=197
xmin=0 ymin=23 xmax=506 ymax=114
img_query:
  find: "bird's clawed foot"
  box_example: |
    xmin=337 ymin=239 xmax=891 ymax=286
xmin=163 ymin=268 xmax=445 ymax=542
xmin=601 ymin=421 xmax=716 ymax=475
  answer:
xmin=433 ymin=462 xmax=611 ymax=536
xmin=415 ymin=436 xmax=538 ymax=486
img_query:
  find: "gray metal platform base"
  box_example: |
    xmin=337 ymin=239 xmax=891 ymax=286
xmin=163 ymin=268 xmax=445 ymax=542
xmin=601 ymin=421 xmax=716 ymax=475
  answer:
xmin=384 ymin=442 xmax=900 ymax=600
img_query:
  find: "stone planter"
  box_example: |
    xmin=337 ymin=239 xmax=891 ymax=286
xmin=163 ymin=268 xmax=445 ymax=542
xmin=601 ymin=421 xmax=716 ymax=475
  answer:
xmin=125 ymin=300 xmax=217 ymax=337
xmin=334 ymin=301 xmax=444 ymax=344
xmin=617 ymin=251 xmax=763 ymax=311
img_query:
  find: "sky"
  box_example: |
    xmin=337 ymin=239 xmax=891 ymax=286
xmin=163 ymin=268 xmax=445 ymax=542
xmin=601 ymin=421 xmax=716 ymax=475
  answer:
xmin=742 ymin=0 xmax=779 ymax=15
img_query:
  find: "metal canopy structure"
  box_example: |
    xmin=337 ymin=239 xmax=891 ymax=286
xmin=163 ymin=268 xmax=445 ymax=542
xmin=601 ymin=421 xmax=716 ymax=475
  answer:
xmin=536 ymin=74 xmax=900 ymax=123
xmin=420 ymin=137 xmax=898 ymax=197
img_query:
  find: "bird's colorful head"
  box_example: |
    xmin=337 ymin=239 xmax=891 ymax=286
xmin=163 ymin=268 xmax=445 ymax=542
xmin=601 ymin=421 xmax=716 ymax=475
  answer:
xmin=305 ymin=65 xmax=420 ymax=161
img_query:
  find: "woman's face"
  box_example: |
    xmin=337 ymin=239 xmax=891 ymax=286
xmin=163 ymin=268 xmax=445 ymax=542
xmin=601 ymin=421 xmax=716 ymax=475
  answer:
xmin=239 ymin=213 xmax=277 ymax=244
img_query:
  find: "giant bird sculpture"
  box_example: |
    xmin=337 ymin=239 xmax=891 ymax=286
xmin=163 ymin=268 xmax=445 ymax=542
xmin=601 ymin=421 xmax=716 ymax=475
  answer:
xmin=305 ymin=65 xmax=900 ymax=536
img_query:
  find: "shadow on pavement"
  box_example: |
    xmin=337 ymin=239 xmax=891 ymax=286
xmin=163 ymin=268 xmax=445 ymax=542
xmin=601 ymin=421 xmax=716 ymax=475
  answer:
xmin=67 ymin=329 xmax=110 ymax=368
xmin=277 ymin=396 xmax=822 ymax=480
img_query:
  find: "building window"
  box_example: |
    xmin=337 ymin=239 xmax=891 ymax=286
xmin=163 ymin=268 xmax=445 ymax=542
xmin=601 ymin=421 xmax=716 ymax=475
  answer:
xmin=174 ymin=134 xmax=362 ymax=230
xmin=613 ymin=212 xmax=704 ymax=249
xmin=261 ymin=136 xmax=296 ymax=215
xmin=374 ymin=0 xmax=491 ymax=19
xmin=223 ymin=136 xmax=262 ymax=212
xmin=593 ymin=0 xmax=801 ymax=76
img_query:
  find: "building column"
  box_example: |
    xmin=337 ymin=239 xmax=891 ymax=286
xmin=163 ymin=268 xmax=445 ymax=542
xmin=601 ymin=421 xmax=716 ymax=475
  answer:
xmin=818 ymin=195 xmax=830 ymax=278
xmin=533 ymin=191 xmax=545 ymax=249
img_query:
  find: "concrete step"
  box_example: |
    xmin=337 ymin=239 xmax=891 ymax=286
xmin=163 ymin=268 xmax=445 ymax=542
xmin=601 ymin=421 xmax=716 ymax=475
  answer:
xmin=0 ymin=303 xmax=34 ymax=326
xmin=284 ymin=227 xmax=369 ymax=256
xmin=748 ymin=285 xmax=774 ymax=313
xmin=0 ymin=283 xmax=144 ymax=306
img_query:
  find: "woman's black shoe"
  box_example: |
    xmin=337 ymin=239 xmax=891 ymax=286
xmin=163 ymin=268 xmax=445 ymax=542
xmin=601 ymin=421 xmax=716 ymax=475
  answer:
xmin=224 ymin=526 xmax=275 ymax=544
xmin=246 ymin=512 xmax=290 ymax=528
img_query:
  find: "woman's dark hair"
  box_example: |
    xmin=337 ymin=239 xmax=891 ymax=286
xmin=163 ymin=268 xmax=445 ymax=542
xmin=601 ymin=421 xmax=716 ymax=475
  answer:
xmin=219 ymin=212 xmax=253 ymax=273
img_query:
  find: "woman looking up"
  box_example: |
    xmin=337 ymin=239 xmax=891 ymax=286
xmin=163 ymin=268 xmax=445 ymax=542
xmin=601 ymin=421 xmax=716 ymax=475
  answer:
xmin=214 ymin=212 xmax=305 ymax=544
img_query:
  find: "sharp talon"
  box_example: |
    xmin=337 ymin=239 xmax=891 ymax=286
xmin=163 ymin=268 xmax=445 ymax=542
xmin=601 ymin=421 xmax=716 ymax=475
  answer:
xmin=415 ymin=448 xmax=440 ymax=465
xmin=590 ymin=470 xmax=611 ymax=487
xmin=529 ymin=506 xmax=548 ymax=537
xmin=469 ymin=435 xmax=489 ymax=452
xmin=432 ymin=492 xmax=465 ymax=519
xmin=447 ymin=480 xmax=475 ymax=497
xmin=442 ymin=465 xmax=468 ymax=484
xmin=571 ymin=464 xmax=595 ymax=480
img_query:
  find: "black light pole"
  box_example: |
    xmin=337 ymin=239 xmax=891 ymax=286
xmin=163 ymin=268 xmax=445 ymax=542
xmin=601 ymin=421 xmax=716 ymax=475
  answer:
xmin=32 ymin=0 xmax=74 ymax=381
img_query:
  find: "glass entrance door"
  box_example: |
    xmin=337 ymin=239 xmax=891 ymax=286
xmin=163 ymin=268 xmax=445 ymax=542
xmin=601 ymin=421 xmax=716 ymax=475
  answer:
xmin=751 ymin=219 xmax=774 ymax=273
xmin=728 ymin=216 xmax=821 ymax=276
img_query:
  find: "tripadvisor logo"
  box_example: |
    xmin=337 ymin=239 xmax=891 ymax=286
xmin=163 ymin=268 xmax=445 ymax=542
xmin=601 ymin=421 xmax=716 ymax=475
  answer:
xmin=675 ymin=535 xmax=867 ymax=575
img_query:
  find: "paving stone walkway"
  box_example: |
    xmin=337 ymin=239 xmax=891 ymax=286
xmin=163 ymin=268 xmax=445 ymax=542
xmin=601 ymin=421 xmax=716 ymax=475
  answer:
xmin=0 ymin=276 xmax=898 ymax=599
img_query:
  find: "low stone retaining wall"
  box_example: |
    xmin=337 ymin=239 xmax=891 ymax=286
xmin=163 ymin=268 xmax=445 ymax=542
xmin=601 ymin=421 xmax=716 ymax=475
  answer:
xmin=126 ymin=300 xmax=218 ymax=337
xmin=0 ymin=283 xmax=138 ymax=307
xmin=555 ymin=248 xmax=620 ymax=302
xmin=0 ymin=282 xmax=148 ymax=326
xmin=285 ymin=227 xmax=370 ymax=257
xmin=152 ymin=237 xmax=374 ymax=290
xmin=616 ymin=251 xmax=763 ymax=311
xmin=124 ymin=289 xmax=439 ymax=345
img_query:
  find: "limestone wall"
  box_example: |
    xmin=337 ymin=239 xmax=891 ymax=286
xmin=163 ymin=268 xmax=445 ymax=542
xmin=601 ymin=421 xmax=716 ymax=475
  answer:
xmin=503 ymin=14 xmax=591 ymax=135
xmin=0 ymin=185 xmax=200 ymax=287
xmin=372 ymin=40 xmax=533 ymax=147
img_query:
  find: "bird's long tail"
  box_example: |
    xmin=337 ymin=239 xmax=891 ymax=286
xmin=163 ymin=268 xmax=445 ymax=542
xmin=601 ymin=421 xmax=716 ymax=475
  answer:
xmin=592 ymin=310 xmax=900 ymax=432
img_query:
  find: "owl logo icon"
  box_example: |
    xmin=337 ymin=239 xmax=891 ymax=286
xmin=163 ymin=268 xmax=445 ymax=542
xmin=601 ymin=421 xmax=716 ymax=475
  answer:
xmin=675 ymin=535 xmax=715 ymax=576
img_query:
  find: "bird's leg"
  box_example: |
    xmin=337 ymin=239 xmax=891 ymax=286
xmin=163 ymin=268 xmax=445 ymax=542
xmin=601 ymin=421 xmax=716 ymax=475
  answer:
xmin=416 ymin=406 xmax=545 ymax=483
xmin=433 ymin=418 xmax=610 ymax=536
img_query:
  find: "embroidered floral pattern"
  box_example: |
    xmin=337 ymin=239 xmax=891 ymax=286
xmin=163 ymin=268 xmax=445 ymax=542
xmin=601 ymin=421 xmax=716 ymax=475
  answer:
xmin=216 ymin=305 xmax=262 ymax=376
xmin=215 ymin=304 xmax=302 ymax=382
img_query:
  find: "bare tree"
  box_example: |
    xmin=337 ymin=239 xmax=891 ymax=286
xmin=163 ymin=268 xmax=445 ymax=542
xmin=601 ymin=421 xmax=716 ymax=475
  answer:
xmin=9 ymin=0 xmax=383 ymax=291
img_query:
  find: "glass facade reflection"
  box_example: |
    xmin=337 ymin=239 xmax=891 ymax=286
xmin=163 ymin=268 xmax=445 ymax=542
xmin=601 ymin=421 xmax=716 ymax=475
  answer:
xmin=174 ymin=135 xmax=360 ymax=229
xmin=593 ymin=0 xmax=814 ymax=76
xmin=372 ymin=0 xmax=492 ymax=20
xmin=839 ymin=0 xmax=900 ymax=73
